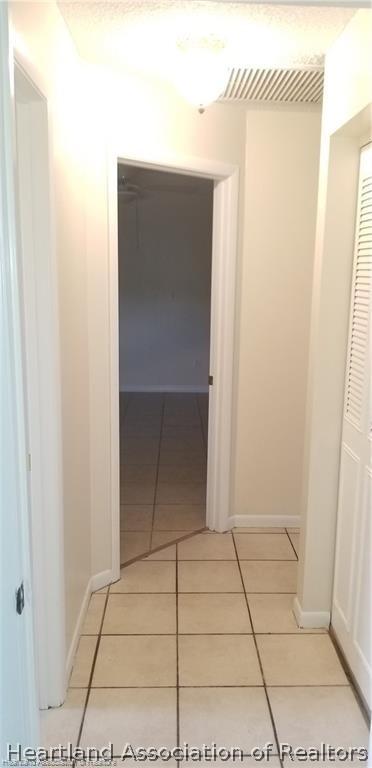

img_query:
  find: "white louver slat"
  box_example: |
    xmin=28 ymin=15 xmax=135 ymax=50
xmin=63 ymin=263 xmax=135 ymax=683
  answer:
xmin=220 ymin=67 xmax=324 ymax=103
xmin=345 ymin=167 xmax=372 ymax=429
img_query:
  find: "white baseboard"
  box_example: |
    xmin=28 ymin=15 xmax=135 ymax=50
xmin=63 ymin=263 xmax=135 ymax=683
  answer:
xmin=65 ymin=569 xmax=113 ymax=684
xmin=293 ymin=596 xmax=330 ymax=629
xmin=120 ymin=384 xmax=209 ymax=393
xmin=91 ymin=568 xmax=113 ymax=593
xmin=227 ymin=514 xmax=300 ymax=529
xmin=65 ymin=576 xmax=93 ymax=684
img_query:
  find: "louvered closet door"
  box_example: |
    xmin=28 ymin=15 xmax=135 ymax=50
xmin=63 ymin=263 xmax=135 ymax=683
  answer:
xmin=331 ymin=143 xmax=372 ymax=709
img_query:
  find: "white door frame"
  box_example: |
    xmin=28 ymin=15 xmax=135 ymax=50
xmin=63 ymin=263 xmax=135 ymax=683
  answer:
xmin=12 ymin=57 xmax=65 ymax=708
xmin=0 ymin=3 xmax=39 ymax=750
xmin=108 ymin=150 xmax=239 ymax=575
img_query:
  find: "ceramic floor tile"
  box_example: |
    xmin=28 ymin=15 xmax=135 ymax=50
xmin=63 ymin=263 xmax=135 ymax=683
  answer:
xmin=158 ymin=465 xmax=207 ymax=483
xmin=121 ymin=450 xmax=159 ymax=465
xmin=93 ymin=635 xmax=177 ymax=686
xmin=268 ymin=686 xmax=369 ymax=750
xmin=159 ymin=450 xmax=207 ymax=466
xmin=162 ymin=424 xmax=203 ymax=436
xmin=122 ymin=423 xmax=161 ymax=437
xmin=179 ymin=635 xmax=263 ymax=686
xmin=178 ymin=593 xmax=252 ymax=634
xmin=257 ymin=634 xmax=348 ymax=686
xmin=248 ymin=594 xmax=326 ymax=634
xmin=40 ymin=688 xmax=86 ymax=749
xmin=80 ymin=688 xmax=177 ymax=754
xmin=178 ymin=561 xmax=243 ymax=593
xmin=69 ymin=636 xmax=97 ymax=687
xmin=146 ymin=543 xmax=177 ymax=560
xmin=234 ymin=533 xmax=296 ymax=560
xmin=121 ymin=483 xmax=156 ymax=505
xmin=102 ymin=593 xmax=176 ymax=634
xmin=241 ymin=561 xmax=298 ymax=593
xmin=154 ymin=504 xmax=206 ymax=531
xmin=156 ymin=482 xmax=206 ymax=505
xmin=120 ymin=465 xmax=158 ymax=484
xmin=151 ymin=531 xmax=184 ymax=549
xmin=122 ymin=437 xmax=160 ymax=452
xmin=178 ymin=532 xmax=236 ymax=560
xmin=81 ymin=594 xmax=106 ymax=635
xmin=120 ymin=505 xmax=153 ymax=532
xmin=120 ymin=532 xmax=151 ymax=563
xmin=163 ymin=415 xmax=201 ymax=427
xmin=111 ymin=561 xmax=176 ymax=593
xmin=179 ymin=687 xmax=275 ymax=752
xmin=161 ymin=436 xmax=205 ymax=452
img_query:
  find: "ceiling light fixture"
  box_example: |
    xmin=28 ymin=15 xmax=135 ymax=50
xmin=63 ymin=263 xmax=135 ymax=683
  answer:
xmin=174 ymin=35 xmax=230 ymax=113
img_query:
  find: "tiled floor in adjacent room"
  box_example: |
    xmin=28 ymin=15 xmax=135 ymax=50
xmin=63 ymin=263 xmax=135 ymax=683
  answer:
xmin=120 ymin=393 xmax=208 ymax=564
xmin=42 ymin=529 xmax=369 ymax=763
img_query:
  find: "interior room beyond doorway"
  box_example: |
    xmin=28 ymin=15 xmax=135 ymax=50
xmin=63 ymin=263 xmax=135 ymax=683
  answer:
xmin=118 ymin=166 xmax=214 ymax=564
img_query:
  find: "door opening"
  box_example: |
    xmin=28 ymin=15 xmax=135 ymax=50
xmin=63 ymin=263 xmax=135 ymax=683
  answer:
xmin=117 ymin=165 xmax=213 ymax=564
xmin=108 ymin=152 xmax=239 ymax=581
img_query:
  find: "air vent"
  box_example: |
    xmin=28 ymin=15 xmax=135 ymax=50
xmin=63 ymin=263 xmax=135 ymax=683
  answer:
xmin=221 ymin=68 xmax=324 ymax=103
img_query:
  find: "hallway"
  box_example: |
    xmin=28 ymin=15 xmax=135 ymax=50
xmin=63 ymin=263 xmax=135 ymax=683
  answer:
xmin=120 ymin=393 xmax=208 ymax=563
xmin=42 ymin=529 xmax=369 ymax=759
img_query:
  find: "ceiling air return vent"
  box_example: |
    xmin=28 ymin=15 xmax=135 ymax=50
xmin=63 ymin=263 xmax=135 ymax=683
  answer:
xmin=221 ymin=68 xmax=324 ymax=103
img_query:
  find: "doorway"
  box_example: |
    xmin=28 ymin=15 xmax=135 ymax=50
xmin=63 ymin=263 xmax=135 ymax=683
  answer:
xmin=108 ymin=153 xmax=239 ymax=581
xmin=118 ymin=166 xmax=213 ymax=563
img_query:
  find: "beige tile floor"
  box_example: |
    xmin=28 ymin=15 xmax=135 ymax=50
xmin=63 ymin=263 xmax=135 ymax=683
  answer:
xmin=42 ymin=529 xmax=369 ymax=763
xmin=120 ymin=393 xmax=208 ymax=564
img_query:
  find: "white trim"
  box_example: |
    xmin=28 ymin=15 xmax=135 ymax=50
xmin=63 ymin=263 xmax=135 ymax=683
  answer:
xmin=90 ymin=569 xmax=113 ymax=593
xmin=293 ymin=596 xmax=330 ymax=629
xmin=66 ymin=568 xmax=112 ymax=682
xmin=108 ymin=157 xmax=121 ymax=585
xmin=65 ymin=577 xmax=93 ymax=684
xmin=120 ymin=385 xmax=209 ymax=394
xmin=227 ymin=514 xmax=301 ymax=529
xmin=13 ymin=60 xmax=65 ymax=709
xmin=0 ymin=5 xmax=39 ymax=746
xmin=108 ymin=150 xmax=239 ymax=567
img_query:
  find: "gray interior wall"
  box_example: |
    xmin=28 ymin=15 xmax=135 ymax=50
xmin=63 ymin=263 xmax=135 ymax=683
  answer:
xmin=118 ymin=170 xmax=213 ymax=391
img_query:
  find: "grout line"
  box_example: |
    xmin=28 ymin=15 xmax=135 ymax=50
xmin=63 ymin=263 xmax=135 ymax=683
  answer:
xmin=328 ymin=626 xmax=371 ymax=728
xmin=284 ymin=528 xmax=298 ymax=560
xmin=109 ymin=591 xmax=298 ymax=595
xmin=150 ymin=394 xmax=165 ymax=551
xmin=119 ymin=527 xmax=207 ymax=569
xmin=231 ymin=530 xmax=283 ymax=768
xmin=120 ymin=555 xmax=297 ymax=568
xmin=80 ymin=631 xmax=326 ymax=638
xmin=72 ymin=683 xmax=355 ymax=691
xmin=176 ymin=541 xmax=180 ymax=754
xmin=76 ymin=587 xmax=110 ymax=748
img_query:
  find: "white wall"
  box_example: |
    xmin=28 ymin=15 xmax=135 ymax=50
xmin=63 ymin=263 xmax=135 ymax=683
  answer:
xmin=297 ymin=9 xmax=372 ymax=617
xmin=118 ymin=174 xmax=213 ymax=391
xmin=233 ymin=105 xmax=321 ymax=522
xmin=10 ymin=2 xmax=92 ymax=661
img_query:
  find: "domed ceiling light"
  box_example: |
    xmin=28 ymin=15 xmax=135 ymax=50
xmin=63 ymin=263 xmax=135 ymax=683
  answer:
xmin=174 ymin=35 xmax=231 ymax=113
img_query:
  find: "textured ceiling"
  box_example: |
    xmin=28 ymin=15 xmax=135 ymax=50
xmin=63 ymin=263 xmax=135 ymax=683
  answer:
xmin=58 ymin=1 xmax=355 ymax=102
